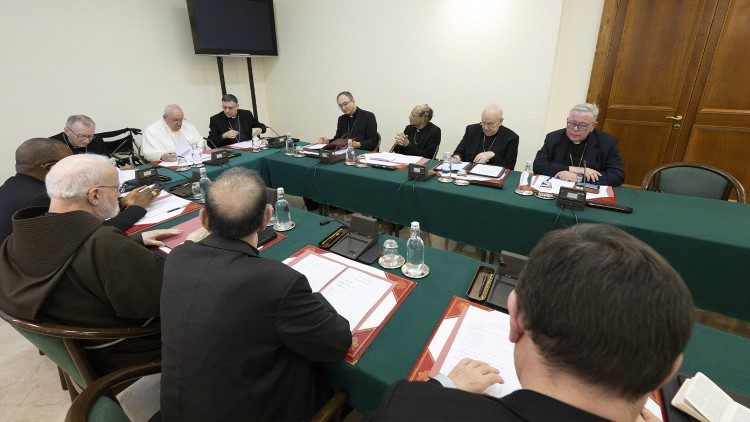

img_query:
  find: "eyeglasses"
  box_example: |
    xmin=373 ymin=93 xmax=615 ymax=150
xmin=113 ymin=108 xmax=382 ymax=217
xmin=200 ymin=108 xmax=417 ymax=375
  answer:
xmin=480 ymin=121 xmax=501 ymax=129
xmin=92 ymin=184 xmax=127 ymax=194
xmin=338 ymin=100 xmax=352 ymax=109
xmin=566 ymin=121 xmax=592 ymax=131
xmin=66 ymin=127 xmax=95 ymax=141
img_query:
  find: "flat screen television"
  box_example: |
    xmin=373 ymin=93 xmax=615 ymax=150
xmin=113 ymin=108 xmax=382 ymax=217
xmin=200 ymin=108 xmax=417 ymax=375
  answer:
xmin=186 ymin=0 xmax=278 ymax=56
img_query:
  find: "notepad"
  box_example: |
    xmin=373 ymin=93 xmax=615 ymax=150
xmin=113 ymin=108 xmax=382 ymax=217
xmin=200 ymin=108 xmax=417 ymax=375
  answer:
xmin=671 ymin=372 xmax=750 ymax=422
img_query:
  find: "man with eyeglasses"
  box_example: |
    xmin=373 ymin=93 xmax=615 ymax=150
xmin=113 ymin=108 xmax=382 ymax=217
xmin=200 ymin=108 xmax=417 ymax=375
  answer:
xmin=0 ymin=139 xmax=157 ymax=243
xmin=142 ymin=104 xmax=206 ymax=162
xmin=0 ymin=154 xmax=182 ymax=376
xmin=318 ymin=91 xmax=378 ymax=151
xmin=50 ymin=115 xmax=108 ymax=155
xmin=452 ymin=104 xmax=519 ymax=169
xmin=533 ymin=103 xmax=624 ymax=186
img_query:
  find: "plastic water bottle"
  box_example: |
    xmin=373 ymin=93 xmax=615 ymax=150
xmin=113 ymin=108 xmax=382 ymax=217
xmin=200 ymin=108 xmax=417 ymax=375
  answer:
xmin=198 ymin=167 xmax=211 ymax=201
xmin=402 ymin=221 xmax=426 ymax=277
xmin=192 ymin=144 xmax=204 ymax=167
xmin=284 ymin=133 xmax=294 ymax=156
xmin=520 ymin=161 xmax=532 ymax=186
xmin=438 ymin=152 xmax=452 ymax=182
xmin=252 ymin=132 xmax=261 ymax=149
xmin=345 ymin=138 xmax=356 ymax=165
xmin=274 ymin=187 xmax=294 ymax=230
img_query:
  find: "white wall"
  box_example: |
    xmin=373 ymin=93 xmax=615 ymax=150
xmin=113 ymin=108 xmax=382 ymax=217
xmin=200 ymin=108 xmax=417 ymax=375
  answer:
xmin=0 ymin=0 xmax=602 ymax=180
xmin=263 ymin=0 xmax=567 ymax=168
xmin=0 ymin=0 xmax=269 ymax=179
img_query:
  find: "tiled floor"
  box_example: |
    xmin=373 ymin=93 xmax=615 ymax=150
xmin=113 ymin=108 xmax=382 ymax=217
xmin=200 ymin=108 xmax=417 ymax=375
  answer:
xmin=1 ymin=196 xmax=746 ymax=421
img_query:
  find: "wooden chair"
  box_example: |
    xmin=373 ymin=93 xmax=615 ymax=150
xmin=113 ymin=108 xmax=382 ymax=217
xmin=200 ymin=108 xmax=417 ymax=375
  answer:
xmin=641 ymin=162 xmax=746 ymax=203
xmin=65 ymin=362 xmax=349 ymax=422
xmin=0 ymin=308 xmax=159 ymax=401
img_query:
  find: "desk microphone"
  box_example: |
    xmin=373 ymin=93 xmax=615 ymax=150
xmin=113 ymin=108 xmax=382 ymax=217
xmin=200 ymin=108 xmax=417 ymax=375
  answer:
xmin=265 ymin=126 xmax=281 ymax=137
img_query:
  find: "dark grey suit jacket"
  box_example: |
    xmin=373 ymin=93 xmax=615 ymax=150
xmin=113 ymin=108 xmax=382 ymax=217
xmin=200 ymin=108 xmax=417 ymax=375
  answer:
xmin=160 ymin=234 xmax=351 ymax=421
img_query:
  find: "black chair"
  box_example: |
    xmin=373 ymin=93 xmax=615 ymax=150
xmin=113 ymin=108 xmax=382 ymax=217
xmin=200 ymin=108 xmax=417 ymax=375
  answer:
xmin=65 ymin=361 xmax=349 ymax=422
xmin=641 ymin=162 xmax=746 ymax=203
xmin=97 ymin=128 xmax=144 ymax=166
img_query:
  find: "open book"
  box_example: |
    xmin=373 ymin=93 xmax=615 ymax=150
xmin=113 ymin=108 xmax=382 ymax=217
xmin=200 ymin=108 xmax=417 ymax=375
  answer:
xmin=671 ymin=372 xmax=750 ymax=422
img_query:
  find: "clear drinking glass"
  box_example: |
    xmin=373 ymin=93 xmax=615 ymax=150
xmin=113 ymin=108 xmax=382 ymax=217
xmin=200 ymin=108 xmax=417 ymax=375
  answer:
xmin=378 ymin=239 xmax=405 ymax=269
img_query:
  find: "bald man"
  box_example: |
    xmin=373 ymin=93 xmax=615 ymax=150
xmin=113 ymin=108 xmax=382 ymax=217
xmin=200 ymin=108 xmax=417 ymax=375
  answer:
xmin=452 ymin=104 xmax=519 ymax=169
xmin=0 ymin=154 xmax=178 ymax=376
xmin=0 ymin=138 xmax=158 ymax=243
xmin=161 ymin=167 xmax=351 ymax=421
xmin=141 ymin=104 xmax=206 ymax=162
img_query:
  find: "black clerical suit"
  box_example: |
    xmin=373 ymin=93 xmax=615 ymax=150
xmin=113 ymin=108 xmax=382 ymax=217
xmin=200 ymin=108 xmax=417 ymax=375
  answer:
xmin=392 ymin=122 xmax=441 ymax=159
xmin=453 ymin=124 xmax=520 ymax=170
xmin=207 ymin=109 xmax=267 ymax=148
xmin=332 ymin=107 xmax=378 ymax=151
xmin=49 ymin=132 xmax=108 ymax=155
xmin=0 ymin=173 xmax=145 ymax=243
xmin=161 ymin=234 xmax=352 ymax=421
xmin=370 ymin=379 xmax=607 ymax=421
xmin=533 ymin=128 xmax=625 ymax=186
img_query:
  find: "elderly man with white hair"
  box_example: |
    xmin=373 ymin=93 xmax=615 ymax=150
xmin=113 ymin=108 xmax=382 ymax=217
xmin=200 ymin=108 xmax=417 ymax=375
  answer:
xmin=141 ymin=104 xmax=207 ymax=162
xmin=0 ymin=154 xmax=179 ymax=376
xmin=533 ymin=103 xmax=624 ymax=186
xmin=452 ymin=104 xmax=520 ymax=169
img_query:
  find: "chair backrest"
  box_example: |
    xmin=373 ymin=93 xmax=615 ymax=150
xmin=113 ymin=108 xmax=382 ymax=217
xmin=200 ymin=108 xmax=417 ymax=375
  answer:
xmin=97 ymin=128 xmax=142 ymax=156
xmin=374 ymin=132 xmax=381 ymax=152
xmin=0 ymin=308 xmax=160 ymax=389
xmin=641 ymin=162 xmax=746 ymax=203
xmin=65 ymin=362 xmax=160 ymax=422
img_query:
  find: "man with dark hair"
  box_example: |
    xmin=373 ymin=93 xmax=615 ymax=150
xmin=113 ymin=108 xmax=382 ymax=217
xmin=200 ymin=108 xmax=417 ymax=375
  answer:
xmin=49 ymin=115 xmax=108 ymax=155
xmin=393 ymin=104 xmax=441 ymax=159
xmin=207 ymin=93 xmax=267 ymax=147
xmin=372 ymin=224 xmax=694 ymax=421
xmin=161 ymin=167 xmax=351 ymax=421
xmin=0 ymin=154 xmax=178 ymax=376
xmin=533 ymin=103 xmax=625 ymax=186
xmin=318 ymin=91 xmax=379 ymax=151
xmin=0 ymin=138 xmax=156 ymax=243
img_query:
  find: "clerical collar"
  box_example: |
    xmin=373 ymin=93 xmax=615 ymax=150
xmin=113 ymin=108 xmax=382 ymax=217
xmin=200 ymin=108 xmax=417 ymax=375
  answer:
xmin=347 ymin=108 xmax=359 ymax=118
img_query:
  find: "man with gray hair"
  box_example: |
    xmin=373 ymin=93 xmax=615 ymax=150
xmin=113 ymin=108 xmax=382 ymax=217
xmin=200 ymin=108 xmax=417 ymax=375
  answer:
xmin=161 ymin=167 xmax=351 ymax=420
xmin=0 ymin=154 xmax=179 ymax=376
xmin=50 ymin=114 xmax=108 ymax=155
xmin=452 ymin=104 xmax=519 ymax=169
xmin=141 ymin=104 xmax=206 ymax=162
xmin=533 ymin=103 xmax=624 ymax=186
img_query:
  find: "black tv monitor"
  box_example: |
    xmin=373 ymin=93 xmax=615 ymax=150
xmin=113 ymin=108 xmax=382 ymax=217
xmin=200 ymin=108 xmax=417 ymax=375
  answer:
xmin=186 ymin=0 xmax=278 ymax=56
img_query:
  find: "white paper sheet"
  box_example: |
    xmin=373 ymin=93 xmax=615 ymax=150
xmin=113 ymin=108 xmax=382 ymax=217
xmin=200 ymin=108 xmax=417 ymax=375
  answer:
xmin=159 ymin=153 xmax=212 ymax=168
xmin=174 ymin=135 xmax=191 ymax=157
xmin=468 ymin=164 xmax=504 ymax=178
xmin=118 ymin=169 xmax=135 ymax=186
xmin=435 ymin=162 xmax=469 ymax=172
xmin=227 ymin=140 xmax=255 ymax=149
xmin=318 ymin=267 xmax=393 ymax=332
xmin=433 ymin=306 xmax=521 ymax=398
xmin=284 ymin=250 xmax=399 ymax=332
xmin=530 ymin=174 xmax=612 ymax=200
xmin=289 ymin=253 xmax=347 ymax=292
xmin=135 ymin=192 xmax=192 ymax=225
xmin=303 ymin=143 xmax=327 ymax=150
xmin=365 ymin=153 xmax=422 ymax=165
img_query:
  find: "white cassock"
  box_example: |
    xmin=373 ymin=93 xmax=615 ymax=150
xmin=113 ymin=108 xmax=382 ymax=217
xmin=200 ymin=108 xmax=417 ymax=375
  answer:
xmin=141 ymin=119 xmax=206 ymax=162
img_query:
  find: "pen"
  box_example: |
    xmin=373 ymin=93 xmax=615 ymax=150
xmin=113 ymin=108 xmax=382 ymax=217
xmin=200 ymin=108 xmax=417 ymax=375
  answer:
xmin=165 ymin=207 xmax=181 ymax=213
xmin=479 ymin=274 xmax=494 ymax=300
xmin=545 ymin=176 xmax=553 ymax=181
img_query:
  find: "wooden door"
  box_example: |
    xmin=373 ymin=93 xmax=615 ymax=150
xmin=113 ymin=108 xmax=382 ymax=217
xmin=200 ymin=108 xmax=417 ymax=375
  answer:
xmin=588 ymin=0 xmax=750 ymax=190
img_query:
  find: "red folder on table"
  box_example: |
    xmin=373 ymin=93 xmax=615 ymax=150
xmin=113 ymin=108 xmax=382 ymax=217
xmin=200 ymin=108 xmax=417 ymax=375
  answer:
xmin=284 ymin=245 xmax=416 ymax=364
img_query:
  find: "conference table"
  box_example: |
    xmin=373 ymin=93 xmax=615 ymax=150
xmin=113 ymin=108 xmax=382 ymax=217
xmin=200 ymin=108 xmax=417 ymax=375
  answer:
xmin=158 ymin=207 xmax=750 ymax=414
xmin=152 ymin=146 xmax=750 ymax=322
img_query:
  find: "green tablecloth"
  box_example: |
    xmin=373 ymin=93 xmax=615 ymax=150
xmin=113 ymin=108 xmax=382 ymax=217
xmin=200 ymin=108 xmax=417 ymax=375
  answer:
xmin=261 ymin=152 xmax=750 ymax=321
xmin=157 ymin=208 xmax=750 ymax=413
